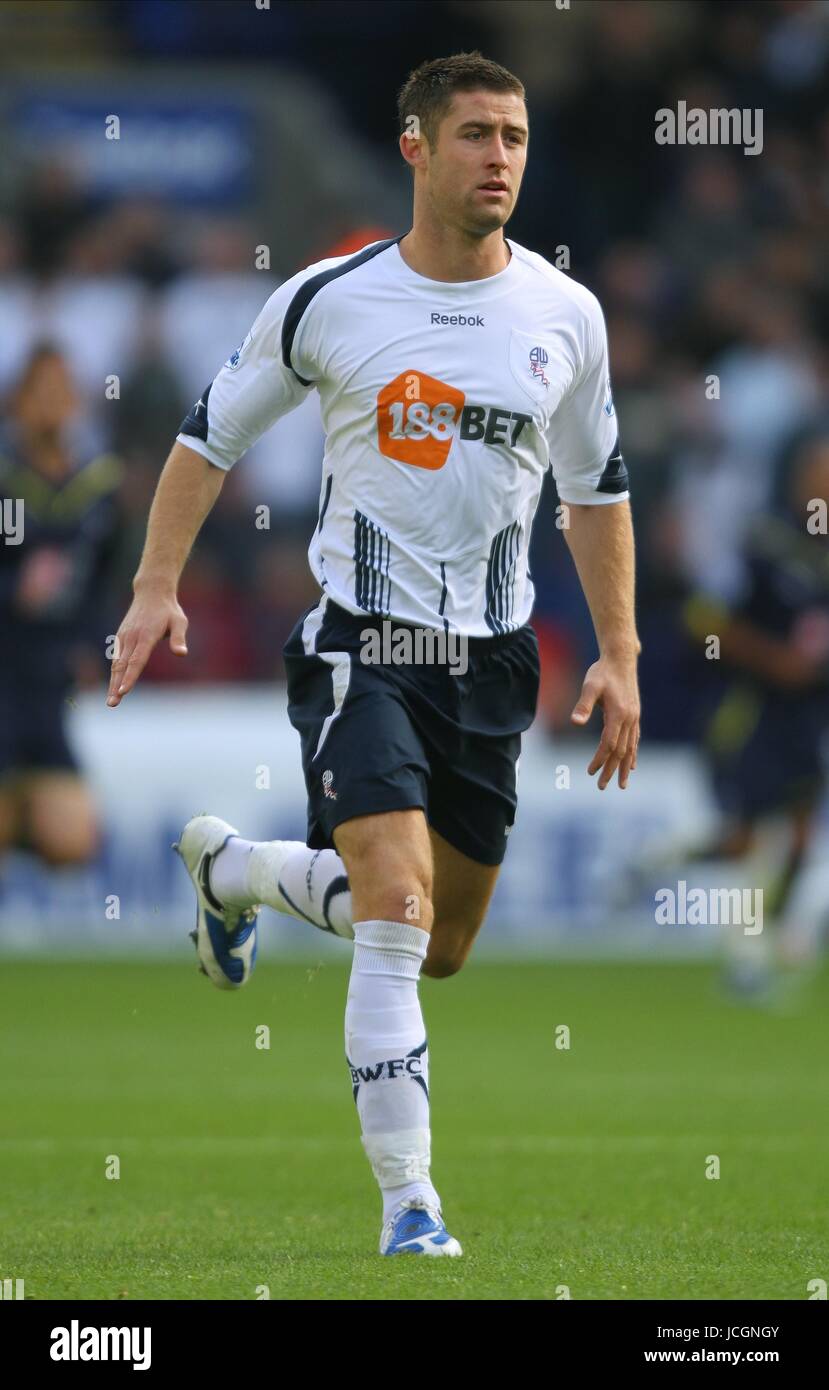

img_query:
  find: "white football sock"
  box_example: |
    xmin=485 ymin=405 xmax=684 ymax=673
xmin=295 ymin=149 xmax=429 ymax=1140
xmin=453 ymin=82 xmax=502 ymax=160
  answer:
xmin=208 ymin=836 xmax=256 ymax=906
xmin=210 ymin=837 xmax=353 ymax=940
xmin=269 ymin=845 xmax=353 ymax=939
xmin=345 ymin=919 xmax=440 ymax=1223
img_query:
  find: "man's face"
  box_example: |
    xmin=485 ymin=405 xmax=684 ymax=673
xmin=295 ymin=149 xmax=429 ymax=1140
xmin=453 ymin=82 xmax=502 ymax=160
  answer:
xmin=15 ymin=355 xmax=78 ymax=435
xmin=405 ymin=89 xmax=528 ymax=235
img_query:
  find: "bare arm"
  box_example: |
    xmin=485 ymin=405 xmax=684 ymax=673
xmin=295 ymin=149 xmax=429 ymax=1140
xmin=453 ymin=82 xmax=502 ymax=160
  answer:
xmin=561 ymin=499 xmax=641 ymax=789
xmin=106 ymin=441 xmax=226 ymax=707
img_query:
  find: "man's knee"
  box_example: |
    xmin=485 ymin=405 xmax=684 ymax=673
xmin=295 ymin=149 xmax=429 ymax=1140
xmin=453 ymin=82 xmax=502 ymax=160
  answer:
xmin=360 ymin=874 xmax=433 ymax=930
xmin=346 ymin=848 xmax=432 ymax=927
xmin=335 ymin=814 xmax=434 ymax=929
xmin=336 ymin=850 xmax=433 ymax=928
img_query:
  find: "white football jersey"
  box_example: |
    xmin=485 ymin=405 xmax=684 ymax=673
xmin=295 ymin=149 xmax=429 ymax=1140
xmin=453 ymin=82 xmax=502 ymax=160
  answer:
xmin=177 ymin=235 xmax=627 ymax=637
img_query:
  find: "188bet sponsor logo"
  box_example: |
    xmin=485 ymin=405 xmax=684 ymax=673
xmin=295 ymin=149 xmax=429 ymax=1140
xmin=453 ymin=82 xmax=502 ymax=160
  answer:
xmin=377 ymin=369 xmax=531 ymax=470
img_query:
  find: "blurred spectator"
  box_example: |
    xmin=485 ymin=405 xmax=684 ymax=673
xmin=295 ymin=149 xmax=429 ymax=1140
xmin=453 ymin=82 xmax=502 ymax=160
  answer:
xmin=0 ymin=344 xmax=128 ymax=864
xmin=157 ymin=219 xmax=279 ymax=402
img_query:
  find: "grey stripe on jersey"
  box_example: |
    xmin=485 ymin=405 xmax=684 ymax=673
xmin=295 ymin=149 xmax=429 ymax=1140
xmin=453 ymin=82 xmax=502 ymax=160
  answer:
xmin=315 ymin=472 xmax=333 ymax=589
xmin=484 ymin=521 xmax=523 ymax=635
xmin=353 ymin=510 xmax=391 ymax=616
xmin=438 ymin=560 xmax=449 ymax=634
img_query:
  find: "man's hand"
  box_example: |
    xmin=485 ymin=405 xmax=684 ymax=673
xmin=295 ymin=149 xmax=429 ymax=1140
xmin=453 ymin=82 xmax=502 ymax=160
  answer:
xmin=104 ymin=441 xmax=225 ymax=707
xmin=106 ymin=583 xmax=188 ymax=707
xmin=570 ymin=653 xmax=641 ymax=790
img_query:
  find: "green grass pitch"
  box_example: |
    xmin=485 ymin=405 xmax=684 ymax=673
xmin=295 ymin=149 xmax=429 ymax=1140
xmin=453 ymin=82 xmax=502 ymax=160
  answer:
xmin=1 ymin=957 xmax=827 ymax=1300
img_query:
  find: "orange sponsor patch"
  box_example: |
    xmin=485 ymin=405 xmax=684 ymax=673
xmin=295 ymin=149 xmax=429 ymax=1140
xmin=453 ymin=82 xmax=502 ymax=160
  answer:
xmin=376 ymin=370 xmax=465 ymax=470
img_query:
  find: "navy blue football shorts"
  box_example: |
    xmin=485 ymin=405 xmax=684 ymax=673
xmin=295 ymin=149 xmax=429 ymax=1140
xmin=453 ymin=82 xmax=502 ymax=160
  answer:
xmin=0 ymin=678 xmax=79 ymax=779
xmin=283 ymin=596 xmax=540 ymax=866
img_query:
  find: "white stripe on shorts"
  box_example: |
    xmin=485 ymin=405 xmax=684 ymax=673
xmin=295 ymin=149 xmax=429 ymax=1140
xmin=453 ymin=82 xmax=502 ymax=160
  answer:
xmin=301 ymin=595 xmax=353 ymax=760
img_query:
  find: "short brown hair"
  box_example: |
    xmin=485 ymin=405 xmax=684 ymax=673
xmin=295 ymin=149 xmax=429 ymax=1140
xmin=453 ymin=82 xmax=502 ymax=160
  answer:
xmin=397 ymin=51 xmax=526 ymax=153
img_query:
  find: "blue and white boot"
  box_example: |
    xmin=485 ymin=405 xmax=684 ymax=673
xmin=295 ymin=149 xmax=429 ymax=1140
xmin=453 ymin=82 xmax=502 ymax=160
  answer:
xmin=173 ymin=815 xmax=259 ymax=990
xmin=380 ymin=1199 xmax=463 ymax=1257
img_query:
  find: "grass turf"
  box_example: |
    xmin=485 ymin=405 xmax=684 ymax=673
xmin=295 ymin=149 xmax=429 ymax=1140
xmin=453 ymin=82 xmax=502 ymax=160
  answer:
xmin=0 ymin=957 xmax=827 ymax=1300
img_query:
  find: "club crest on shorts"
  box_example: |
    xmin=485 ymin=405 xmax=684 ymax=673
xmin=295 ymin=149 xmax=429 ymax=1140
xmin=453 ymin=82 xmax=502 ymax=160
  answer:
xmin=322 ymin=769 xmax=337 ymax=800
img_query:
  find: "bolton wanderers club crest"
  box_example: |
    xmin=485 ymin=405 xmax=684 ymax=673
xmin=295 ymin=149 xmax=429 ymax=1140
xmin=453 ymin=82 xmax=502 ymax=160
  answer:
xmin=529 ymin=345 xmax=549 ymax=389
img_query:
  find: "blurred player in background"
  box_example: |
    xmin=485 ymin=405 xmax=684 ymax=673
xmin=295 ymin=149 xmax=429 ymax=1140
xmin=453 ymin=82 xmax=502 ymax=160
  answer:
xmin=683 ymin=428 xmax=829 ymax=991
xmin=618 ymin=426 xmax=829 ymax=997
xmin=0 ymin=344 xmax=124 ymax=869
xmin=106 ymin=53 xmax=640 ymax=1258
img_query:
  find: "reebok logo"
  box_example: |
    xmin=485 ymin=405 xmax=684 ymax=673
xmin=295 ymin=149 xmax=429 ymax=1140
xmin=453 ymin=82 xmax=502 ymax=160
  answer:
xmin=430 ymin=312 xmax=484 ymax=326
xmin=50 ymin=1321 xmax=151 ymax=1371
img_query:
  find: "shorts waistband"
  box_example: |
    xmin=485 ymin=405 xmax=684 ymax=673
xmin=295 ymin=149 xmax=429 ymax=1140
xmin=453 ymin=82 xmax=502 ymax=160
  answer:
xmin=321 ymin=598 xmax=533 ymax=650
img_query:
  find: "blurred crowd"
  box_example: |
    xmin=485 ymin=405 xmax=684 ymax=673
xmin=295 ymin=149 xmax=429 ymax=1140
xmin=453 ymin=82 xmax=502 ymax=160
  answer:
xmin=1 ymin=0 xmax=828 ymax=744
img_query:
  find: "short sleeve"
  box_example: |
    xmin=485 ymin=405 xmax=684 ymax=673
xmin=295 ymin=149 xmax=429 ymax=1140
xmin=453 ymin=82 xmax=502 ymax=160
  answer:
xmin=546 ymin=293 xmax=629 ymax=506
xmin=176 ymin=273 xmax=318 ymax=471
